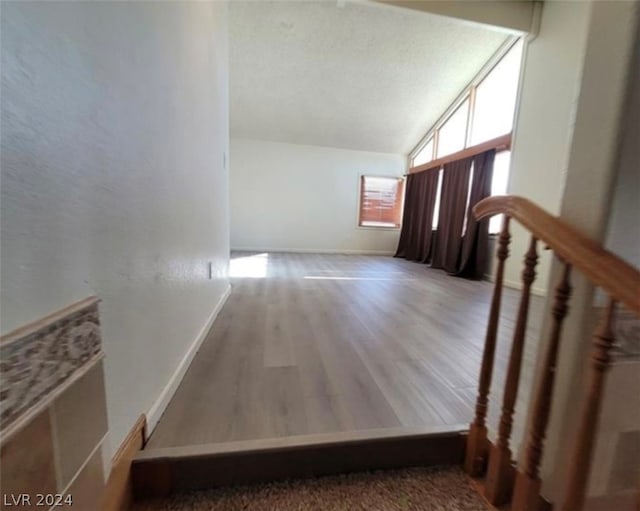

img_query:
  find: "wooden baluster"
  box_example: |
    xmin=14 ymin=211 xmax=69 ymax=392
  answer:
xmin=485 ymin=235 xmax=539 ymax=505
xmin=560 ymin=299 xmax=617 ymax=511
xmin=465 ymin=216 xmax=511 ymax=476
xmin=512 ymin=263 xmax=572 ymax=511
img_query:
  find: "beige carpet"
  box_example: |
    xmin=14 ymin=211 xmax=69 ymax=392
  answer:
xmin=133 ymin=466 xmax=490 ymax=510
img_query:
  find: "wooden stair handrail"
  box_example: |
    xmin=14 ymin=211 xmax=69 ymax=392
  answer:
xmin=473 ymin=195 xmax=640 ymax=314
xmin=466 ymin=195 xmax=639 ymax=509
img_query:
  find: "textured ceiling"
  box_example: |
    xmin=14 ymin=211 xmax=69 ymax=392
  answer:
xmin=230 ymin=1 xmax=509 ymax=154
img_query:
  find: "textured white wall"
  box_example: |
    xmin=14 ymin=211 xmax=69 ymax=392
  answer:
xmin=230 ymin=139 xmax=405 ymax=254
xmin=1 ymin=2 xmax=230 ymax=453
xmin=505 ymin=0 xmax=591 ymax=293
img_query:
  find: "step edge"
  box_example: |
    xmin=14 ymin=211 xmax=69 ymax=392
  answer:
xmin=135 ymin=424 xmax=469 ymax=462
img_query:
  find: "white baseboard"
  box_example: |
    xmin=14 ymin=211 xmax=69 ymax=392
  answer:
xmin=504 ymin=278 xmax=547 ymax=297
xmin=145 ymin=284 xmax=231 ymax=436
xmin=231 ymin=246 xmax=396 ymax=256
xmin=484 ymin=275 xmax=547 ymax=297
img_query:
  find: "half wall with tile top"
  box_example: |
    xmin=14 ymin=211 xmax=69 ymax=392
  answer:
xmin=0 ymin=297 xmax=109 ymax=511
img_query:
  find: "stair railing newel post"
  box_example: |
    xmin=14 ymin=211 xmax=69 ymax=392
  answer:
xmin=560 ymin=299 xmax=617 ymax=511
xmin=512 ymin=262 xmax=572 ymax=511
xmin=484 ymin=235 xmax=539 ymax=506
xmin=465 ymin=216 xmax=511 ymax=477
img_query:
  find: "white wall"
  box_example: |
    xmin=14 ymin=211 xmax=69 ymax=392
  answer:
xmin=0 ymin=2 xmax=230 ymax=454
xmin=506 ymin=0 xmax=639 ymax=503
xmin=539 ymin=1 xmax=639 ymax=501
xmin=505 ymin=0 xmax=591 ymax=293
xmin=230 ymin=139 xmax=406 ymax=254
xmin=604 ymin=25 xmax=640 ymax=270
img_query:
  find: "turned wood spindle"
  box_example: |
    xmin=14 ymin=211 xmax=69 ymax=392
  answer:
xmin=485 ymin=235 xmax=539 ymax=506
xmin=560 ymin=299 xmax=617 ymax=511
xmin=465 ymin=216 xmax=511 ymax=476
xmin=512 ymin=263 xmax=572 ymax=511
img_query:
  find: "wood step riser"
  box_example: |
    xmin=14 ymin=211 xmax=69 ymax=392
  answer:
xmin=132 ymin=431 xmax=466 ymax=499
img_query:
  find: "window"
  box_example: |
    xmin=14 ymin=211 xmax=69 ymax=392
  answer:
xmin=407 ymin=38 xmax=524 ymax=235
xmin=437 ymin=98 xmax=469 ymax=157
xmin=358 ymin=176 xmax=404 ymax=228
xmin=470 ymin=40 xmax=523 ymax=145
xmin=431 ymin=169 xmax=444 ymax=229
xmin=413 ymin=138 xmax=434 ymax=167
xmin=409 ymin=38 xmax=523 ymax=163
xmin=488 ymin=151 xmax=511 ymax=233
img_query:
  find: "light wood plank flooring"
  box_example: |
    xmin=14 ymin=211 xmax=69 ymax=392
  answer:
xmin=147 ymin=252 xmax=545 ymax=449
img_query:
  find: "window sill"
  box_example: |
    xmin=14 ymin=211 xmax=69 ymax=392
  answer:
xmin=356 ymin=225 xmax=401 ymax=231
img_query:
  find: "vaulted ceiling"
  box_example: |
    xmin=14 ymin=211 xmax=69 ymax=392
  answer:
xmin=230 ymin=1 xmax=510 ymax=154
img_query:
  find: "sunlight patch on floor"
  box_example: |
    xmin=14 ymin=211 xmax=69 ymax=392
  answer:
xmin=230 ymin=253 xmax=269 ymax=278
xmin=303 ymin=276 xmax=408 ymax=281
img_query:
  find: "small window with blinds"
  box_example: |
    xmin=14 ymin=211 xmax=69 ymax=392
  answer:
xmin=358 ymin=176 xmax=404 ymax=228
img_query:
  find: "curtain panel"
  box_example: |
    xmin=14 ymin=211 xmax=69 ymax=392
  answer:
xmin=430 ymin=156 xmax=474 ymax=272
xmin=457 ymin=150 xmax=496 ymax=278
xmin=394 ymin=169 xmax=439 ymax=262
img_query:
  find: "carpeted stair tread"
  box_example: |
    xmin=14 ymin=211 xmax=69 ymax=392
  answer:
xmin=133 ymin=466 xmax=489 ymax=510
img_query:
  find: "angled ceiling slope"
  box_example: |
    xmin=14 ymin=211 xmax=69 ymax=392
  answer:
xmin=230 ymin=1 xmax=514 ymax=154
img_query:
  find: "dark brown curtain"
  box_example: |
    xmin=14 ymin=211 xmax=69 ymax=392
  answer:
xmin=395 ymin=169 xmax=439 ymax=262
xmin=457 ymin=149 xmax=496 ymax=279
xmin=430 ymin=156 xmax=474 ymax=273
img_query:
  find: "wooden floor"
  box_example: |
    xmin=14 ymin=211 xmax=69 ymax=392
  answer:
xmin=147 ymin=252 xmax=545 ymax=450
